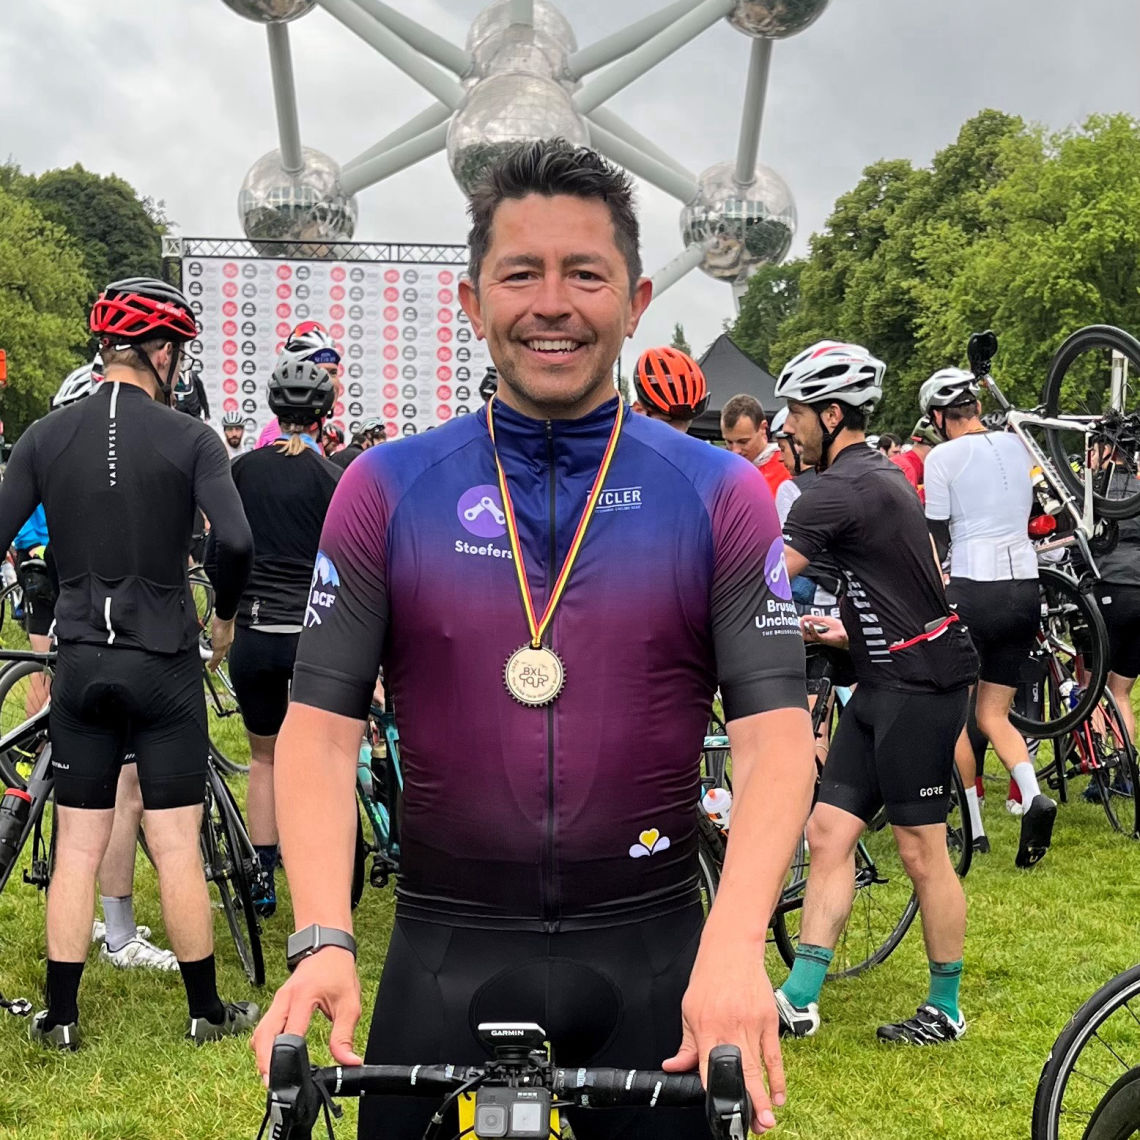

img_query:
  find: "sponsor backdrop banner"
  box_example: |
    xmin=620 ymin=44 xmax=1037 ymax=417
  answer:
xmin=183 ymin=255 xmax=493 ymax=439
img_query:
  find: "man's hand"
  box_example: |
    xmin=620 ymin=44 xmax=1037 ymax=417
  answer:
xmin=663 ymin=925 xmax=783 ymax=1134
xmin=252 ymin=947 xmax=362 ymax=1081
xmin=207 ymin=615 xmax=235 ymax=671
xmin=799 ymin=613 xmax=848 ymax=649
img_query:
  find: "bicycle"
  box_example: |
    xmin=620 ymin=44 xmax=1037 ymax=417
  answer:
xmin=1032 ymin=961 xmax=1140 ymax=1140
xmin=351 ymin=702 xmax=404 ymax=907
xmin=259 ymin=1026 xmax=752 ymax=1140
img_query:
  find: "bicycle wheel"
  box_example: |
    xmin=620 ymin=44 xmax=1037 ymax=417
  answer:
xmin=205 ymin=664 xmax=249 ymax=776
xmin=1041 ymin=325 xmax=1140 ymax=521
xmin=0 ymin=662 xmax=52 ymax=790
xmin=696 ymin=814 xmax=723 ymax=915
xmin=770 ymin=831 xmax=809 ymax=969
xmin=1032 ymin=962 xmax=1140 ymax=1140
xmin=1009 ymin=568 xmax=1109 ymax=739
xmin=1080 ymin=692 xmax=1140 ymax=837
xmin=0 ymin=580 xmax=22 ymax=636
xmin=946 ymin=765 xmax=973 ymax=879
xmin=201 ymin=766 xmax=264 ymax=986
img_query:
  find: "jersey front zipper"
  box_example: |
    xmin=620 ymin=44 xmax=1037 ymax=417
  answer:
xmin=543 ymin=419 xmax=560 ymax=932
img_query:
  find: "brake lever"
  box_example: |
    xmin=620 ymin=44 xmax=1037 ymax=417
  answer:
xmin=262 ymin=1034 xmax=323 ymax=1140
xmin=705 ymin=1045 xmax=751 ymax=1140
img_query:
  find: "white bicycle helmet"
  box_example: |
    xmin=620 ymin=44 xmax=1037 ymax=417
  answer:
xmin=770 ymin=406 xmax=791 ymax=439
xmin=222 ymin=410 xmax=245 ymax=428
xmin=919 ymin=367 xmax=979 ymax=414
xmin=53 ymin=356 xmax=102 ymax=408
xmin=774 ymin=341 xmax=885 ymax=411
xmin=284 ymin=320 xmax=340 ymax=365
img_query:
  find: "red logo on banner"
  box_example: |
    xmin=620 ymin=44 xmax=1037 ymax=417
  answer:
xmin=223 ymin=340 xmax=238 ymax=356
xmin=277 ymin=303 xmax=291 ymax=318
xmin=386 ymin=422 xmax=398 ymax=439
xmin=384 ymin=287 xmax=399 ymax=302
xmin=383 ymin=345 xmax=398 ymax=361
xmin=384 ymin=306 xmax=398 ymax=322
xmin=334 ymin=341 xmax=345 ymax=357
xmin=223 ymin=360 xmax=238 ymax=376
xmin=335 ymin=401 xmax=345 ymax=417
xmin=224 ymin=263 xmax=238 ymax=278
xmin=384 ymin=365 xmax=398 ymax=381
xmin=329 ymin=285 xmax=345 ymax=301
xmin=384 ymin=327 xmax=398 ymax=342
xmin=437 ymin=385 xmax=453 ymax=400
xmin=223 ymin=301 xmax=238 ymax=317
xmin=331 ymin=267 xmax=346 ymax=282
xmin=437 ymin=328 xmax=452 ymax=343
xmin=277 ymin=284 xmax=292 ymax=299
xmin=438 ymin=309 xmax=453 ymax=324
xmin=223 ymin=320 xmax=238 ymax=337
xmin=224 ymin=397 xmax=239 ymax=412
xmin=385 ymin=269 xmax=399 ymax=283
xmin=384 ymin=403 xmax=398 ymax=418
xmin=275 ymin=342 xmax=284 ymax=354
xmin=277 ymin=265 xmax=292 ymax=279
xmin=383 ymin=383 xmax=398 ymax=399
xmin=223 ymin=379 xmax=238 ymax=395
xmin=223 ymin=282 xmax=238 ymax=298
xmin=277 ymin=322 xmax=291 ymax=338
xmin=437 ymin=347 xmax=452 ymax=362
xmin=329 ymin=304 xmax=345 ymax=320
xmin=437 ymin=366 xmax=452 ymax=382
xmin=438 ymin=406 xmax=453 ymax=422
xmin=329 ymin=324 xmax=345 ymax=340
xmin=439 ymin=270 xmax=454 ymax=285
xmin=438 ymin=288 xmax=454 ymax=304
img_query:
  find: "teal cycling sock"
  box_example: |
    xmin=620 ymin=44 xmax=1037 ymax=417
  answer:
xmin=781 ymin=943 xmax=833 ymax=1009
xmin=926 ymin=959 xmax=963 ymax=1020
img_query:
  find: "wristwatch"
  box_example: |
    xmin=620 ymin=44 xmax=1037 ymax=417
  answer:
xmin=286 ymin=924 xmax=357 ymax=972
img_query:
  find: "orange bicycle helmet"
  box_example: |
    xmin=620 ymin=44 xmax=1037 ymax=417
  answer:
xmin=634 ymin=346 xmax=710 ymax=419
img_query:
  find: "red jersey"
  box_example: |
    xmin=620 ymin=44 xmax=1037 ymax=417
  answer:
xmin=891 ymin=448 xmax=925 ymax=504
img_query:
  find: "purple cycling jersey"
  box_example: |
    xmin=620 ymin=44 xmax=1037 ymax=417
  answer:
xmin=292 ymin=397 xmax=806 ymax=930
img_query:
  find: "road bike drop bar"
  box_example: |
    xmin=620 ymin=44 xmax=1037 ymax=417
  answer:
xmin=259 ymin=1024 xmax=752 ymax=1140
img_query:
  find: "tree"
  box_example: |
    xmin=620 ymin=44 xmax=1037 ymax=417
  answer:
xmin=670 ymin=322 xmax=692 ymax=356
xmin=23 ymin=164 xmax=166 ymax=294
xmin=0 ymin=185 xmax=92 ymax=435
xmin=729 ymin=260 xmax=802 ymax=371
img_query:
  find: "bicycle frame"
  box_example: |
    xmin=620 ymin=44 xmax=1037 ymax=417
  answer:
xmin=357 ymin=709 xmax=404 ymax=886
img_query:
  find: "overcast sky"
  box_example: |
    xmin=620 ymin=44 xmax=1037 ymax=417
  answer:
xmin=3 ymin=0 xmax=1138 ymax=368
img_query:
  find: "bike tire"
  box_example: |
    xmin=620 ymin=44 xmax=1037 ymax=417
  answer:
xmin=1085 ymin=692 xmax=1140 ymax=838
xmin=351 ymin=805 xmax=366 ymax=910
xmin=696 ymin=812 xmax=723 ymax=916
xmin=208 ymin=738 xmax=249 ymax=779
xmin=0 ymin=666 xmax=51 ymax=792
xmin=1009 ymin=568 xmax=1109 ymax=740
xmin=0 ymin=580 xmax=22 ymax=636
xmin=1032 ymin=962 xmax=1140 ymax=1140
xmin=201 ymin=766 xmax=265 ymax=986
xmin=1041 ymin=325 xmax=1140 ymax=521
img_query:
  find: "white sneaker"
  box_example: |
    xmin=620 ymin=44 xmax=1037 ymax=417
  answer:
xmin=92 ymin=920 xmax=152 ymax=943
xmin=99 ymin=937 xmax=179 ymax=972
xmin=1005 ymin=798 xmax=1024 ymax=817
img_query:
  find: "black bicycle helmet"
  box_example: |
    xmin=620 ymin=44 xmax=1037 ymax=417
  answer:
xmin=479 ymin=366 xmax=498 ymax=402
xmin=267 ymin=355 xmax=335 ymax=426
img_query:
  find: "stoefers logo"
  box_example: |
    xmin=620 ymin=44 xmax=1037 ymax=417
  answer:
xmin=304 ymin=552 xmax=340 ymax=628
xmin=595 ymin=486 xmax=642 ymax=513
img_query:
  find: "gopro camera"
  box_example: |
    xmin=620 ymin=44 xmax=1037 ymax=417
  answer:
xmin=473 ymin=1087 xmax=552 ymax=1139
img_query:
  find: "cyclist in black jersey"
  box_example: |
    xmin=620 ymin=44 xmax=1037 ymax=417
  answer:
xmin=207 ymin=354 xmax=341 ymax=917
xmin=0 ymin=278 xmax=256 ymax=1049
xmin=774 ymin=341 xmax=978 ymax=1048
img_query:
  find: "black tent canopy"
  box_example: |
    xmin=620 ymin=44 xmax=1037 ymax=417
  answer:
xmin=690 ymin=334 xmax=779 ymax=440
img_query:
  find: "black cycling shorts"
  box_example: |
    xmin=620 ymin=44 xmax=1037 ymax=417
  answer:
xmin=817 ymin=685 xmax=968 ymax=827
xmin=947 ymin=577 xmax=1038 ymax=688
xmin=1097 ymin=583 xmax=1140 ymax=678
xmin=360 ymin=907 xmax=706 ymax=1140
xmin=227 ymin=626 xmax=299 ymax=737
xmin=49 ymin=643 xmax=208 ymax=810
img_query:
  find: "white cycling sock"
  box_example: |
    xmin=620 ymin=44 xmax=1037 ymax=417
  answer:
xmin=1011 ymin=762 xmax=1042 ymax=804
xmin=964 ymin=786 xmax=985 ymax=838
xmin=102 ymin=895 xmax=137 ymax=953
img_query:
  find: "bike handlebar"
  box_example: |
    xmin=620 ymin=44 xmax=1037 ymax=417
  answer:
xmin=0 ymin=650 xmax=56 ymax=664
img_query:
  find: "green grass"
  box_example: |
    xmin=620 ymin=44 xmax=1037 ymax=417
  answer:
xmin=0 ymin=626 xmax=1136 ymax=1139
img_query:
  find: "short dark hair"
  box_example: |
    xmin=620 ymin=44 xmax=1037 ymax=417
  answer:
xmin=942 ymin=399 xmax=980 ymax=424
xmin=721 ymin=393 xmax=765 ymax=431
xmin=466 ymin=139 xmax=642 ymax=295
xmin=877 ymin=432 xmax=900 ymax=452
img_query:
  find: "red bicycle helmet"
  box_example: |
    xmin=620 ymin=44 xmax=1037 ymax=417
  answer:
xmin=90 ymin=278 xmax=199 ymax=344
xmin=634 ymin=347 xmax=710 ymax=419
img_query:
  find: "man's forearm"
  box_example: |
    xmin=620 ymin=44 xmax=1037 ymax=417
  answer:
xmin=276 ymin=704 xmax=360 ymax=932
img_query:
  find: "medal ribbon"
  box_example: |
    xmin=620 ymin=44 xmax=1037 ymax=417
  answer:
xmin=487 ymin=400 xmax=624 ymax=650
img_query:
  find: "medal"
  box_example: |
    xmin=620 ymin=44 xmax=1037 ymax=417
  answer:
xmin=487 ymin=399 xmax=624 ymax=707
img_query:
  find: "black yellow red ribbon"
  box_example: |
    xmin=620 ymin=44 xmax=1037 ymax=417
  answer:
xmin=487 ymin=400 xmax=623 ymax=650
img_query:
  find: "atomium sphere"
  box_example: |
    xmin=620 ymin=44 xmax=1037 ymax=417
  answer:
xmin=470 ymin=24 xmax=569 ymax=82
xmin=238 ymin=147 xmax=357 ymax=250
xmin=680 ymin=161 xmax=797 ymax=282
xmin=467 ymin=0 xmax=577 ymax=58
xmin=727 ymin=0 xmax=830 ymax=38
xmin=447 ymin=73 xmax=588 ymax=196
xmin=218 ymin=0 xmax=316 ymax=22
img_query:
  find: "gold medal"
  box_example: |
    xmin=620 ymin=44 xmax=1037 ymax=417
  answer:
xmin=504 ymin=644 xmax=565 ymax=707
xmin=487 ymin=399 xmax=624 ymax=707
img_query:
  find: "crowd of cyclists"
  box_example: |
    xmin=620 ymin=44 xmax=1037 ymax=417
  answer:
xmin=0 ymin=138 xmax=1135 ymax=1139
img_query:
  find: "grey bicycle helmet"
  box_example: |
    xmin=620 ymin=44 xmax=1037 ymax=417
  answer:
xmin=919 ymin=368 xmax=979 ymax=414
xmin=222 ymin=410 xmax=245 ymax=428
xmin=267 ymin=354 xmax=335 ymax=425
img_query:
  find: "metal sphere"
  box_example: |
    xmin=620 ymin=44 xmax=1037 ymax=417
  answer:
xmin=466 ymin=1 xmax=577 ymax=57
xmin=447 ymin=73 xmax=588 ymax=196
xmin=218 ymin=0 xmax=316 ymax=23
xmin=470 ymin=24 xmax=569 ymax=82
xmin=238 ymin=147 xmax=357 ymax=251
xmin=680 ymin=161 xmax=797 ymax=281
xmin=727 ymin=0 xmax=830 ymax=38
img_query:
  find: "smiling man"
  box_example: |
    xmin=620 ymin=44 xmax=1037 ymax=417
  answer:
xmin=253 ymin=140 xmax=814 ymax=1139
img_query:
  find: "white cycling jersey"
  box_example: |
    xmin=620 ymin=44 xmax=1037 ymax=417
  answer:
xmin=924 ymin=431 xmax=1037 ymax=580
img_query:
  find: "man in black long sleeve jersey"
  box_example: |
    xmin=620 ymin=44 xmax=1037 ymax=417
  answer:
xmin=0 ymin=278 xmax=256 ymax=1049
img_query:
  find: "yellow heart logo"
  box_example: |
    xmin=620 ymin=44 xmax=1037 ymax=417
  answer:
xmin=639 ymin=829 xmax=660 ymax=848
